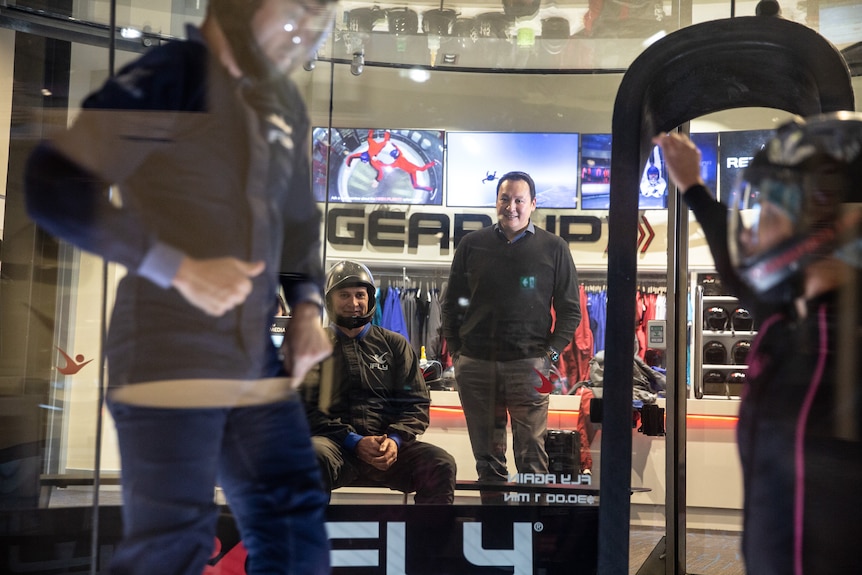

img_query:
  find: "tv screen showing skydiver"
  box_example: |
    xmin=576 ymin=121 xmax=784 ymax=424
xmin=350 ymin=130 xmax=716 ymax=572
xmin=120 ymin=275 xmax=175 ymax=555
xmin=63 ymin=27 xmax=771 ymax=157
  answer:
xmin=717 ymin=129 xmax=772 ymax=203
xmin=579 ymin=133 xmax=612 ymax=210
xmin=579 ymin=134 xmax=673 ymax=210
xmin=445 ymin=131 xmax=580 ymax=209
xmin=312 ymin=127 xmax=445 ymax=205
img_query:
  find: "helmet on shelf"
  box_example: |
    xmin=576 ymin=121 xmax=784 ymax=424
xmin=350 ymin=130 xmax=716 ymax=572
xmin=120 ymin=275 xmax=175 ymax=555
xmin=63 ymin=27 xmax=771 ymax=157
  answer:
xmin=347 ymin=6 xmax=385 ymax=33
xmin=726 ymin=371 xmax=747 ymax=385
xmin=540 ymin=17 xmax=570 ymax=55
xmin=704 ymin=306 xmax=729 ymax=331
xmin=503 ymin=0 xmax=541 ymax=19
xmin=731 ymin=340 xmax=752 ymax=365
xmin=730 ymin=307 xmax=755 ymax=331
xmin=422 ymin=8 xmax=457 ymax=36
xmin=387 ymin=7 xmax=419 ymax=35
xmin=703 ymin=370 xmax=725 ymax=384
xmin=703 ymin=341 xmax=728 ymax=365
xmin=701 ymin=274 xmax=724 ymax=296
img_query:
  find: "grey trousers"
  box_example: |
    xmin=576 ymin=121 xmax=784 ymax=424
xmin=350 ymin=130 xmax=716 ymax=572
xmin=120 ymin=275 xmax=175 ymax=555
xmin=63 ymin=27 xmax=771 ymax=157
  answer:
xmin=455 ymin=354 xmax=551 ymax=485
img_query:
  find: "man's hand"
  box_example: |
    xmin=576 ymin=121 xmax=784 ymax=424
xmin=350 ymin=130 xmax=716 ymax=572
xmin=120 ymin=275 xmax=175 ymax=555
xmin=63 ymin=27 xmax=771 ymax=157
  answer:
xmin=282 ymin=302 xmax=332 ymax=382
xmin=652 ymin=132 xmax=705 ymax=193
xmin=355 ymin=435 xmax=398 ymax=471
xmin=172 ymin=257 xmax=265 ymax=316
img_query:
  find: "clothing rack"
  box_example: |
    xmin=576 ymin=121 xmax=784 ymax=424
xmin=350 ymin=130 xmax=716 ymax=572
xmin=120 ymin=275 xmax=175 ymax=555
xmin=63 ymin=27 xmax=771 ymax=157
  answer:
xmin=368 ymin=265 xmax=449 ymax=293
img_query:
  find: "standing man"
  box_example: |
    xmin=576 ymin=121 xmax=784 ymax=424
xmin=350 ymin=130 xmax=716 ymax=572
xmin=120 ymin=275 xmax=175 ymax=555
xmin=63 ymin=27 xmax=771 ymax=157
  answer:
xmin=24 ymin=0 xmax=338 ymax=573
xmin=303 ymin=261 xmax=457 ymax=504
xmin=654 ymin=114 xmax=862 ymax=574
xmin=442 ymin=171 xmax=581 ymax=500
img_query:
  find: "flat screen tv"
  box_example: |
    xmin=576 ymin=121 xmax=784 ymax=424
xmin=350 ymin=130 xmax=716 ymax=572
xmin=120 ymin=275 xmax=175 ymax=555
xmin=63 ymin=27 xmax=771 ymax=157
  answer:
xmin=579 ymin=133 xmax=612 ymax=210
xmin=718 ymin=129 xmax=773 ymax=203
xmin=691 ymin=132 xmax=719 ymax=199
xmin=819 ymin=1 xmax=862 ymax=47
xmin=312 ymin=128 xmax=445 ymax=205
xmin=579 ymin=134 xmax=672 ymax=210
xmin=445 ymin=132 xmax=580 ymax=209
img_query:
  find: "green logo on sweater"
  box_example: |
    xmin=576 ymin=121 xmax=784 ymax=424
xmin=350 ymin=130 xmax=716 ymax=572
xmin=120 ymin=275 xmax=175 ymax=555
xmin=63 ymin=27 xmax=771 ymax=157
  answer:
xmin=520 ymin=276 xmax=536 ymax=289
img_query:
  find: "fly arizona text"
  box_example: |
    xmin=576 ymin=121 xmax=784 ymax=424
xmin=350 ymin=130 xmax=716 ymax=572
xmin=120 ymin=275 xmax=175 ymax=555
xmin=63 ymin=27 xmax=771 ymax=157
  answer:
xmin=505 ymin=473 xmax=597 ymax=505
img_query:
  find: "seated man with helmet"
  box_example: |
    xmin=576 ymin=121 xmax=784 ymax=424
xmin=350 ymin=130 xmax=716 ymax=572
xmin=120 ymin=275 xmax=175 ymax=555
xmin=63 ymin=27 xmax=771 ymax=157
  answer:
xmin=655 ymin=112 xmax=862 ymax=575
xmin=300 ymin=260 xmax=457 ymax=504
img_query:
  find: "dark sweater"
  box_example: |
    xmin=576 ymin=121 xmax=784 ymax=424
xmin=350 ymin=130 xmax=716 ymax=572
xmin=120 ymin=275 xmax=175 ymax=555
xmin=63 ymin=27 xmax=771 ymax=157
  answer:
xmin=442 ymin=223 xmax=581 ymax=361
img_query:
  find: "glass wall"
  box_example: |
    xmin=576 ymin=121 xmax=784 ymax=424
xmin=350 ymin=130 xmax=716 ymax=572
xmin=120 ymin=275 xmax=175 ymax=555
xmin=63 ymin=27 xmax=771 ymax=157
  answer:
xmin=1 ymin=0 xmax=860 ymax=573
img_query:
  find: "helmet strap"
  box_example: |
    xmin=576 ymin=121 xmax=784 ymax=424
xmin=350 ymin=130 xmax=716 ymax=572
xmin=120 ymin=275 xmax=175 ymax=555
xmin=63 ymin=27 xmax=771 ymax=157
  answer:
xmin=334 ymin=315 xmax=372 ymax=329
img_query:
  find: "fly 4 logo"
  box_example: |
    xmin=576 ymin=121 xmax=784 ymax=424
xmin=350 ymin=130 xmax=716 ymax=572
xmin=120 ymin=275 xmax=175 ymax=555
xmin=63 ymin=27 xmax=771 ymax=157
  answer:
xmin=328 ymin=521 xmax=534 ymax=574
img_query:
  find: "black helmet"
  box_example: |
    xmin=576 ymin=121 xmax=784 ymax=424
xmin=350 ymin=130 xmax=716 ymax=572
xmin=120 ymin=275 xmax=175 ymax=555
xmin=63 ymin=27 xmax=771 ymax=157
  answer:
xmin=701 ymin=274 xmax=724 ymax=296
xmin=731 ymin=340 xmax=752 ymax=365
xmin=731 ymin=307 xmax=755 ymax=331
xmin=209 ymin=0 xmax=336 ymax=82
xmin=347 ymin=6 xmax=385 ymax=32
xmin=387 ymin=7 xmax=419 ymax=35
xmin=422 ymin=362 xmax=444 ymax=390
xmin=540 ymin=17 xmax=570 ymax=55
xmin=704 ymin=306 xmax=729 ymax=331
xmin=703 ymin=341 xmax=728 ymax=365
xmin=476 ymin=12 xmax=513 ymax=39
xmin=502 ymin=0 xmax=541 ymax=19
xmin=726 ymin=371 xmax=747 ymax=385
xmin=703 ymin=370 xmax=725 ymax=384
xmin=728 ymin=112 xmax=862 ymax=303
xmin=325 ymin=260 xmax=377 ymax=329
xmin=422 ymin=9 xmax=457 ymax=35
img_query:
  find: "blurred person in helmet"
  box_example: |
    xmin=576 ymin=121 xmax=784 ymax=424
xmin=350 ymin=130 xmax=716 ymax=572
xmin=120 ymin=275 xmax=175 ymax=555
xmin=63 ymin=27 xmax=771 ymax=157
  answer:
xmin=24 ymin=0 xmax=339 ymax=573
xmin=301 ymin=261 xmax=457 ymax=503
xmin=655 ymin=112 xmax=862 ymax=574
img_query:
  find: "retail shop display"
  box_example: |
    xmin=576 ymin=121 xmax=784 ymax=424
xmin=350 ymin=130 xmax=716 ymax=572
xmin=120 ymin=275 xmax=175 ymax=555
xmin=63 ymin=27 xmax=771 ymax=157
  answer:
xmin=694 ymin=274 xmax=758 ymax=399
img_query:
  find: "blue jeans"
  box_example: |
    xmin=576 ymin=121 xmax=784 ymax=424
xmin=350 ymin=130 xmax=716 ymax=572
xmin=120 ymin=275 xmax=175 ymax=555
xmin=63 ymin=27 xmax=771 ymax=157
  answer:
xmin=106 ymin=398 xmax=330 ymax=575
xmin=454 ymin=355 xmax=551 ymax=485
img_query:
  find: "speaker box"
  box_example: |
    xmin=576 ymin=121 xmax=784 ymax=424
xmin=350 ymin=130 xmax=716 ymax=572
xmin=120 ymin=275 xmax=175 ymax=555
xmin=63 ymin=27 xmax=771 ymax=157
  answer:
xmin=545 ymin=429 xmax=581 ymax=476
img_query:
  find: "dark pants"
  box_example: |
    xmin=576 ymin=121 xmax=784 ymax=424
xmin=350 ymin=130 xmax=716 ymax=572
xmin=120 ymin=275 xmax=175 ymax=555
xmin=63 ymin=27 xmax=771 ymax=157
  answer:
xmin=312 ymin=436 xmax=457 ymax=504
xmin=107 ymin=398 xmax=330 ymax=575
xmin=455 ymin=355 xmax=551 ymax=483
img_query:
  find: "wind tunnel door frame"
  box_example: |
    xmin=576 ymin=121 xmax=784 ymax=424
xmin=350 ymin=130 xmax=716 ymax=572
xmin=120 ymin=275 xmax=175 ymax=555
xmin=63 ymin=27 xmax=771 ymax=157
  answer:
xmin=599 ymin=12 xmax=855 ymax=575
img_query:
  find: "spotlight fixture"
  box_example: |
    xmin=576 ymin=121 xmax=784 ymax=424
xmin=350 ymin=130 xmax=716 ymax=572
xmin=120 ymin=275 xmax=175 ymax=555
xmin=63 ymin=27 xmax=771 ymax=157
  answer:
xmin=350 ymin=51 xmax=365 ymax=76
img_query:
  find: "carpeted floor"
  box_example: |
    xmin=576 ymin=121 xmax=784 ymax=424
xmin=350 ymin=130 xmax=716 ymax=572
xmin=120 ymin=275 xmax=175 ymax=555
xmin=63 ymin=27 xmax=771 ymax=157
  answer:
xmin=630 ymin=526 xmax=745 ymax=575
